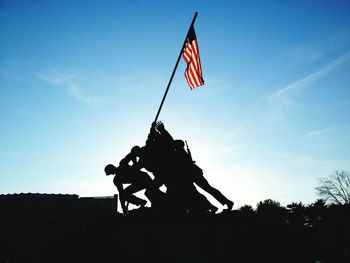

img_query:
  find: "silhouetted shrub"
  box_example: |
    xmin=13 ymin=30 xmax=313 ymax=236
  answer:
xmin=256 ymin=199 xmax=287 ymax=223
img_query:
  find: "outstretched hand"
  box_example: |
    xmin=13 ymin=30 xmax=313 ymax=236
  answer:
xmin=150 ymin=121 xmax=157 ymax=133
xmin=156 ymin=121 xmax=165 ymax=131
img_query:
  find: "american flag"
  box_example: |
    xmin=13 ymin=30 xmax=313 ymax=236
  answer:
xmin=182 ymin=25 xmax=204 ymax=89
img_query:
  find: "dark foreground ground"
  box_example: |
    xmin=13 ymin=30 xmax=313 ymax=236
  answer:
xmin=1 ymin=194 xmax=349 ymax=263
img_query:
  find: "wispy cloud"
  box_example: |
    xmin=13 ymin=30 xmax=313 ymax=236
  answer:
xmin=281 ymin=46 xmax=324 ymax=66
xmin=307 ymin=127 xmax=333 ymax=138
xmin=38 ymin=71 xmax=104 ymax=104
xmin=269 ymin=50 xmax=350 ymax=105
xmin=222 ymin=126 xmax=244 ymax=142
xmin=262 ymin=50 xmax=350 ymax=121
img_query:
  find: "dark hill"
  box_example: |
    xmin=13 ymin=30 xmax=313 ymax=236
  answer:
xmin=1 ymin=194 xmax=349 ymax=262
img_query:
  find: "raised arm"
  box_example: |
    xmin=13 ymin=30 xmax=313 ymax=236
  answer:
xmin=156 ymin=121 xmax=174 ymax=143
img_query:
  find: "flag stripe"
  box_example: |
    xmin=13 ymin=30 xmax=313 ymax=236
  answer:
xmin=182 ymin=25 xmax=204 ymax=89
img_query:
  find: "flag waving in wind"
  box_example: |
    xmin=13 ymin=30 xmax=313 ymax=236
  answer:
xmin=154 ymin=12 xmax=202 ymax=122
xmin=182 ymin=25 xmax=204 ymax=89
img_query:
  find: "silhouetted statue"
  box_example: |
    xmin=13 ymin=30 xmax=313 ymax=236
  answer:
xmin=135 ymin=121 xmax=233 ymax=213
xmin=105 ymin=121 xmax=233 ymax=214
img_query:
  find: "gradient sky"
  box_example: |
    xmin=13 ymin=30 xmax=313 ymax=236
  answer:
xmin=1 ymin=0 xmax=350 ymax=210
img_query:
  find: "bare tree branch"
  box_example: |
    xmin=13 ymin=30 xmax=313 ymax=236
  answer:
xmin=315 ymin=170 xmax=350 ymax=205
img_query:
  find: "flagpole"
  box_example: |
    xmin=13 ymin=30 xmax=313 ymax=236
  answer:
xmin=154 ymin=12 xmax=198 ymax=123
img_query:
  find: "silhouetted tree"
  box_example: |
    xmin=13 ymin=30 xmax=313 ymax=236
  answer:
xmin=315 ymin=170 xmax=350 ymax=205
xmin=256 ymin=199 xmax=287 ymax=223
xmin=286 ymin=202 xmax=306 ymax=226
xmin=305 ymin=199 xmax=327 ymax=227
xmin=238 ymin=205 xmax=255 ymax=216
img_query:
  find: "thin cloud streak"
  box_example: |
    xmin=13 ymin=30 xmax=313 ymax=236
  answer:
xmin=38 ymin=72 xmax=104 ymax=104
xmin=261 ymin=50 xmax=350 ymax=122
xmin=307 ymin=127 xmax=333 ymax=138
xmin=270 ymin=50 xmax=350 ymax=105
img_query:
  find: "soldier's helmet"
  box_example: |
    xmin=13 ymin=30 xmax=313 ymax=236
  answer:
xmin=104 ymin=164 xmax=116 ymax=175
xmin=174 ymin=140 xmax=185 ymax=149
xmin=131 ymin=145 xmax=141 ymax=155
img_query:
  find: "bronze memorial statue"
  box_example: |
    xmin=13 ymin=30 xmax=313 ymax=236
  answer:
xmin=105 ymin=121 xmax=233 ymax=215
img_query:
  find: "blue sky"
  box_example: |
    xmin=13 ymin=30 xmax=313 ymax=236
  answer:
xmin=1 ymin=0 xmax=350 ymax=210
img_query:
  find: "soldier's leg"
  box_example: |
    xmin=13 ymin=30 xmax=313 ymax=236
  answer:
xmin=194 ymin=189 xmax=218 ymax=213
xmin=123 ymin=184 xmax=147 ymax=206
xmin=182 ymin=183 xmax=217 ymax=213
xmin=145 ymin=187 xmax=166 ymax=209
xmin=193 ymin=171 xmax=233 ymax=209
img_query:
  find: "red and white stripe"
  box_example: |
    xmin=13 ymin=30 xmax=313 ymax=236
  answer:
xmin=183 ymin=38 xmax=204 ymax=89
